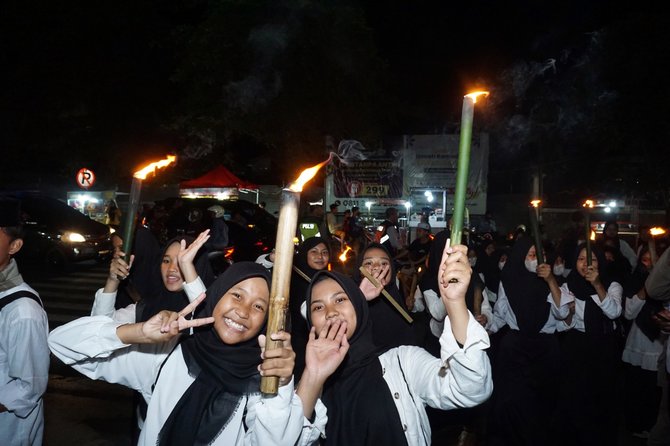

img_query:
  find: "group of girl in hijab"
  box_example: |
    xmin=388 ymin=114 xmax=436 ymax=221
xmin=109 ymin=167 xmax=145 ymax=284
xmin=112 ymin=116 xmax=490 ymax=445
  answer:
xmin=48 ymin=231 xmax=493 ymax=445
xmin=484 ymin=234 xmax=625 ymax=446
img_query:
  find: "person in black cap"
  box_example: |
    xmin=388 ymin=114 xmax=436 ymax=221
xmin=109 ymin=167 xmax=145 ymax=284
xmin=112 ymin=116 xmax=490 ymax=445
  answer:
xmin=0 ymin=197 xmax=50 ymax=446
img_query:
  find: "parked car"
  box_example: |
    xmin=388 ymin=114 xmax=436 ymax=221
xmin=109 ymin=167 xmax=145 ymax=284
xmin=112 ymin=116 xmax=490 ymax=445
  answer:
xmin=152 ymin=197 xmax=277 ymax=262
xmin=3 ymin=193 xmax=113 ymax=269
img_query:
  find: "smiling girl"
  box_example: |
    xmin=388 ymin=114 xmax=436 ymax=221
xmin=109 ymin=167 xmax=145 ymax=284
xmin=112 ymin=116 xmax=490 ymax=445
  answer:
xmin=296 ymin=243 xmax=492 ymax=445
xmin=49 ymin=262 xmax=324 ymax=445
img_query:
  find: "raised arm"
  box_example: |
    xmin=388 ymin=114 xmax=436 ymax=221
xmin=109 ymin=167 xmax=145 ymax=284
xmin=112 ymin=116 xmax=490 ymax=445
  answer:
xmin=437 ymin=243 xmax=471 ymax=345
xmin=296 ymin=320 xmax=349 ymax=418
xmin=116 ymin=293 xmax=214 ymax=344
xmin=177 ymin=229 xmax=210 ymax=285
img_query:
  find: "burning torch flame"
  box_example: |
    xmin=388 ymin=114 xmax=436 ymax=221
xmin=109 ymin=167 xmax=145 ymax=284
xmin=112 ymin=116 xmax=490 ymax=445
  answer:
xmin=339 ymin=246 xmax=352 ymax=262
xmin=582 ymin=199 xmax=594 ymax=209
xmin=530 ymin=199 xmax=542 ymax=208
xmin=590 ymin=230 xmax=596 ymax=241
xmin=650 ymin=227 xmax=667 ymax=236
xmin=134 ymin=155 xmax=177 ymax=180
xmin=289 ymin=154 xmax=333 ymax=192
xmin=465 ymin=91 xmax=490 ymax=103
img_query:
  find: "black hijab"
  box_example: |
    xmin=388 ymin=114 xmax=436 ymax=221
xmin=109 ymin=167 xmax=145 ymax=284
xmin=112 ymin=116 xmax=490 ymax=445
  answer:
xmin=290 ymin=236 xmax=330 ymax=379
xmin=414 ymin=231 xmax=482 ymax=315
xmin=290 ymin=237 xmax=330 ymax=323
xmin=475 ymin=239 xmax=501 ymax=294
xmin=354 ymin=243 xmax=416 ymax=350
xmin=565 ymin=243 xmax=616 ymax=336
xmin=158 ymin=262 xmax=271 ymax=446
xmin=420 ymin=230 xmax=449 ymax=294
xmin=139 ymin=235 xmax=215 ymax=322
xmin=306 ymin=271 xmax=408 ymax=446
xmin=500 ymin=237 xmax=551 ymax=334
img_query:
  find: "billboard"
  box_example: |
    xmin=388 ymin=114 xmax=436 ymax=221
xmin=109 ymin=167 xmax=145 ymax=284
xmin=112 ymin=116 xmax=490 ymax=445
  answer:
xmin=325 ymin=134 xmax=488 ymax=215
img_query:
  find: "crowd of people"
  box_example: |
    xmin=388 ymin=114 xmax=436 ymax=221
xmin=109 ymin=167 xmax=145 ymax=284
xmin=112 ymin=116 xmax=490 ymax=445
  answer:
xmin=2 ymin=195 xmax=670 ymax=445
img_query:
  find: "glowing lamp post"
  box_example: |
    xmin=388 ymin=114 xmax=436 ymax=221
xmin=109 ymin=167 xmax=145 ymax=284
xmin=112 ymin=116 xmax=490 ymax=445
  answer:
xmin=451 ymin=91 xmax=489 ymax=247
xmin=261 ymin=157 xmax=331 ymax=395
xmin=121 ymin=155 xmax=176 ymax=262
xmin=529 ymin=200 xmax=544 ymax=265
xmin=582 ymin=200 xmax=594 ymax=266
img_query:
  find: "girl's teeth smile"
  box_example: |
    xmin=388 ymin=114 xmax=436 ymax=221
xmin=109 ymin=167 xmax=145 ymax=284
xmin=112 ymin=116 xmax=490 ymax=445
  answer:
xmin=224 ymin=318 xmax=245 ymax=331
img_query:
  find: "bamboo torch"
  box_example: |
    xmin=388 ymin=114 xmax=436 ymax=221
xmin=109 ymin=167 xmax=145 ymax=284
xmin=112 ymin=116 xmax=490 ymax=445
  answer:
xmin=582 ymin=200 xmax=594 ymax=266
xmin=447 ymin=91 xmax=488 ymax=283
xmin=120 ymin=155 xmax=176 ymax=262
xmin=529 ymin=199 xmax=545 ymax=265
xmin=261 ymin=157 xmax=331 ymax=395
xmin=451 ymin=91 xmax=488 ymax=246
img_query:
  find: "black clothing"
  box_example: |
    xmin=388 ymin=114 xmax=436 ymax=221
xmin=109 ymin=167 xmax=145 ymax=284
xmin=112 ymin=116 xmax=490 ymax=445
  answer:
xmin=159 ymin=262 xmax=271 ymax=446
xmin=354 ymin=243 xmax=416 ymax=350
xmin=290 ymin=237 xmax=329 ymax=380
xmin=306 ymin=271 xmax=408 ymax=446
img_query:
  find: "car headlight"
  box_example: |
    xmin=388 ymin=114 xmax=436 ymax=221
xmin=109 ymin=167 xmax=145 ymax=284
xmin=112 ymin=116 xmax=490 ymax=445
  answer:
xmin=63 ymin=232 xmax=86 ymax=242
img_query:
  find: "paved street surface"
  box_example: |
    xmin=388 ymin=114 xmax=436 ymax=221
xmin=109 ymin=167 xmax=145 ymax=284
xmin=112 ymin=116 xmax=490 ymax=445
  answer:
xmin=20 ymin=260 xmax=651 ymax=446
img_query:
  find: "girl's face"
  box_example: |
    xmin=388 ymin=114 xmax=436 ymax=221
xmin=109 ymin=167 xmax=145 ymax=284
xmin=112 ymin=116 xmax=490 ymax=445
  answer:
xmin=640 ymin=252 xmax=652 ymax=269
xmin=575 ymin=248 xmax=598 ymax=277
xmin=525 ymin=245 xmax=537 ymax=262
xmin=212 ymin=277 xmax=269 ymax=344
xmin=161 ymin=242 xmax=184 ymax=292
xmin=306 ymin=243 xmax=330 ymax=270
xmin=485 ymin=244 xmax=495 ymax=257
xmin=310 ymin=278 xmax=357 ymax=340
xmin=361 ymin=247 xmax=391 ymax=275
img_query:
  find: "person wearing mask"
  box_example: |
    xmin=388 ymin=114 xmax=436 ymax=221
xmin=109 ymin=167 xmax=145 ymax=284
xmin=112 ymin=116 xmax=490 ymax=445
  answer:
xmin=0 ymin=198 xmax=49 ymax=446
xmin=486 ymin=237 xmax=571 ymax=446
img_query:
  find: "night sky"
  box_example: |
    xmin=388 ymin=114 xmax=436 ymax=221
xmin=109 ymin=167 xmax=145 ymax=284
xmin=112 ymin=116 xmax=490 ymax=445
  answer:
xmin=1 ymin=1 xmax=666 ymax=204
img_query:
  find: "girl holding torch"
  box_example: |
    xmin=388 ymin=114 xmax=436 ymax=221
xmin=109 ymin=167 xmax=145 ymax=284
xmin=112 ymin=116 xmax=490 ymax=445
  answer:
xmin=555 ymin=244 xmax=623 ymax=446
xmin=49 ymin=262 xmax=325 ymax=445
xmin=296 ymin=243 xmax=492 ymax=445
xmin=91 ymin=229 xmax=215 ymax=324
xmin=354 ymin=243 xmax=417 ymax=351
xmin=486 ymin=236 xmax=571 ymax=445
xmin=256 ymin=236 xmax=332 ymax=381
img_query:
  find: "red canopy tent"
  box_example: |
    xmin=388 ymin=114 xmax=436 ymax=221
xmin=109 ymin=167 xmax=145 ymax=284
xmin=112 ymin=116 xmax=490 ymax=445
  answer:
xmin=179 ymin=165 xmax=259 ymax=201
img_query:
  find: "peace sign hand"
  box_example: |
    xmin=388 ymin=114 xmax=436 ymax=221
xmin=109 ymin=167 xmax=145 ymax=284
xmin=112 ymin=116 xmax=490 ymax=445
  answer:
xmin=141 ymin=293 xmax=214 ymax=343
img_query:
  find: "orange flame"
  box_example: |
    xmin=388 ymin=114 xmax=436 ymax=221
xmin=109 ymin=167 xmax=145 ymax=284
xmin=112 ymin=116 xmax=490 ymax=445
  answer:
xmin=134 ymin=155 xmax=176 ymax=180
xmin=590 ymin=230 xmax=596 ymax=241
xmin=289 ymin=156 xmax=331 ymax=192
xmin=650 ymin=227 xmax=667 ymax=236
xmin=582 ymin=199 xmax=594 ymax=209
xmin=339 ymin=245 xmax=352 ymax=262
xmin=465 ymin=91 xmax=490 ymax=103
xmin=530 ymin=199 xmax=542 ymax=208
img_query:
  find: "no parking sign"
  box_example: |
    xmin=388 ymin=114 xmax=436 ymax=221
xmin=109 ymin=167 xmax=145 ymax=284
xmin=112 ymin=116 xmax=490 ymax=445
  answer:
xmin=76 ymin=168 xmax=95 ymax=189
